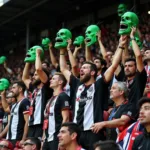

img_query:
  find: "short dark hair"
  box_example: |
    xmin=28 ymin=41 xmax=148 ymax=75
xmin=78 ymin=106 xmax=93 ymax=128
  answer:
xmin=124 ymin=58 xmax=136 ymax=66
xmin=138 ymin=97 xmax=150 ymax=110
xmin=83 ymin=61 xmax=98 ymax=79
xmin=94 ymin=57 xmax=107 ymax=67
xmin=61 ymin=122 xmax=81 ymax=144
xmin=94 ymin=140 xmax=120 ymax=150
xmin=26 ymin=137 xmax=41 ymax=150
xmin=13 ymin=81 xmax=26 ymax=93
xmin=54 ymin=72 xmax=67 ymax=88
xmin=42 ymin=61 xmax=50 ymax=67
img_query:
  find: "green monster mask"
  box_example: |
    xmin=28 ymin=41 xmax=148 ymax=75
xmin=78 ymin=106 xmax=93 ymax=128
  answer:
xmin=73 ymin=36 xmax=84 ymax=47
xmin=24 ymin=46 xmax=44 ymax=63
xmin=85 ymin=25 xmax=100 ymax=47
xmin=0 ymin=56 xmax=6 ymax=64
xmin=54 ymin=28 xmax=72 ymax=49
xmin=118 ymin=3 xmax=127 ymax=17
xmin=119 ymin=11 xmax=139 ymax=35
xmin=130 ymin=35 xmax=143 ymax=50
xmin=0 ymin=78 xmax=10 ymax=91
xmin=42 ymin=38 xmax=51 ymax=50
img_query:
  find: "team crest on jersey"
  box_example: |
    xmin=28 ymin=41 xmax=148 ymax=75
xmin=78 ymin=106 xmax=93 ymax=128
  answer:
xmin=65 ymin=101 xmax=69 ymax=106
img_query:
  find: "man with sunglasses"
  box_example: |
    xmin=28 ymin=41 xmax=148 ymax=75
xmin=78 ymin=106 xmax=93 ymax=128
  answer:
xmin=23 ymin=137 xmax=41 ymax=150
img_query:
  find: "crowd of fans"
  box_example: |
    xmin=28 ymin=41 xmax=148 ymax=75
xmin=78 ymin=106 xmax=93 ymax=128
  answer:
xmin=0 ymin=8 xmax=149 ymax=150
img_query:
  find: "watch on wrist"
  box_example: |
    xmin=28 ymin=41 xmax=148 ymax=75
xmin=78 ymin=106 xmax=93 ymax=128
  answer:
xmin=130 ymin=37 xmax=135 ymax=41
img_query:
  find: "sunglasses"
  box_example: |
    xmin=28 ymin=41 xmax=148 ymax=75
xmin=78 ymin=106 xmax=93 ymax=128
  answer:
xmin=24 ymin=142 xmax=34 ymax=146
xmin=0 ymin=144 xmax=9 ymax=149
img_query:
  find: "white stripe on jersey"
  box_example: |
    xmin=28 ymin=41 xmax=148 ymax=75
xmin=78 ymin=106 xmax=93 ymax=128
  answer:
xmin=7 ymin=101 xmax=22 ymax=140
xmin=29 ymin=89 xmax=42 ymax=125
xmin=73 ymin=84 xmax=95 ymax=131
xmin=47 ymin=96 xmax=57 ymax=142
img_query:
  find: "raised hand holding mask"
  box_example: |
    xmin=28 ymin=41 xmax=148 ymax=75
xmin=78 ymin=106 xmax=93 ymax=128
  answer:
xmin=73 ymin=36 xmax=84 ymax=47
xmin=130 ymin=34 xmax=143 ymax=50
xmin=54 ymin=28 xmax=72 ymax=49
xmin=118 ymin=3 xmax=127 ymax=17
xmin=85 ymin=25 xmax=100 ymax=47
xmin=42 ymin=38 xmax=51 ymax=50
xmin=0 ymin=56 xmax=6 ymax=64
xmin=24 ymin=46 xmax=44 ymax=63
xmin=0 ymin=78 xmax=10 ymax=91
xmin=119 ymin=11 xmax=139 ymax=35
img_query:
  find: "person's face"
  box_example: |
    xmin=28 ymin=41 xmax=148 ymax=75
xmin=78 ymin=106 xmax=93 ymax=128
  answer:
xmin=107 ymin=51 xmax=113 ymax=60
xmin=11 ymin=83 xmax=20 ymax=98
xmin=94 ymin=59 xmax=101 ymax=70
xmin=144 ymin=50 xmax=150 ymax=61
xmin=80 ymin=64 xmax=92 ymax=83
xmin=32 ymin=71 xmax=41 ymax=86
xmin=6 ymin=92 xmax=14 ymax=105
xmin=139 ymin=102 xmax=150 ymax=125
xmin=50 ymin=75 xmax=61 ymax=88
xmin=57 ymin=126 xmax=73 ymax=147
xmin=124 ymin=61 xmax=136 ymax=77
xmin=110 ymin=82 xmax=123 ymax=100
xmin=42 ymin=63 xmax=48 ymax=69
xmin=23 ymin=140 xmax=35 ymax=150
xmin=0 ymin=141 xmax=9 ymax=150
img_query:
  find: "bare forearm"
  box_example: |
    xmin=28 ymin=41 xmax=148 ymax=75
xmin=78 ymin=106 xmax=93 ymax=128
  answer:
xmin=22 ymin=122 xmax=29 ymax=140
xmin=49 ymin=48 xmax=58 ymax=68
xmin=98 ymin=40 xmax=107 ymax=60
xmin=60 ymin=49 xmax=68 ymax=72
xmin=22 ymin=63 xmax=31 ymax=80
xmin=104 ymin=119 xmax=126 ymax=128
xmin=85 ymin=46 xmax=92 ymax=61
xmin=35 ymin=54 xmax=42 ymax=71
xmin=1 ymin=95 xmax=10 ymax=112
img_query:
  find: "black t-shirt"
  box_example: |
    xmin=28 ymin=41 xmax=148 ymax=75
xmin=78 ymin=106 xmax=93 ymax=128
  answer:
xmin=45 ymin=92 xmax=70 ymax=142
xmin=70 ymin=74 xmax=109 ymax=131
xmin=106 ymin=102 xmax=136 ymax=141
xmin=116 ymin=68 xmax=147 ymax=106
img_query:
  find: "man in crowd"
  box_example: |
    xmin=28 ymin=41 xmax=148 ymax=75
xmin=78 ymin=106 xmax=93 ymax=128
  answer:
xmin=59 ymin=35 xmax=127 ymax=150
xmin=6 ymin=81 xmax=30 ymax=147
xmin=23 ymin=137 xmax=41 ymax=150
xmin=132 ymin=97 xmax=150 ymax=150
xmin=0 ymin=139 xmax=13 ymax=150
xmin=91 ymin=81 xmax=135 ymax=141
xmin=58 ymin=122 xmax=85 ymax=150
xmin=22 ymin=48 xmax=52 ymax=138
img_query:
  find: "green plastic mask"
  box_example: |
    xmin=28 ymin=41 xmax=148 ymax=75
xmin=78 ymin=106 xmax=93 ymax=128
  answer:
xmin=42 ymin=38 xmax=51 ymax=50
xmin=118 ymin=4 xmax=127 ymax=17
xmin=24 ymin=46 xmax=44 ymax=63
xmin=85 ymin=25 xmax=100 ymax=47
xmin=54 ymin=28 xmax=72 ymax=49
xmin=0 ymin=78 xmax=10 ymax=91
xmin=0 ymin=56 xmax=6 ymax=64
xmin=73 ymin=36 xmax=84 ymax=46
xmin=119 ymin=12 xmax=139 ymax=35
xmin=130 ymin=35 xmax=143 ymax=50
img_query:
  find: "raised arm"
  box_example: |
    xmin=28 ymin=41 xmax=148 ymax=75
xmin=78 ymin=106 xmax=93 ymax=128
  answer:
xmin=22 ymin=63 xmax=32 ymax=89
xmin=97 ymin=31 xmax=108 ymax=61
xmin=73 ymin=45 xmax=82 ymax=58
xmin=3 ymin=61 xmax=13 ymax=75
xmin=85 ymin=40 xmax=92 ymax=61
xmin=35 ymin=48 xmax=48 ymax=83
xmin=59 ymin=49 xmax=71 ymax=83
xmin=67 ymin=39 xmax=79 ymax=77
xmin=104 ymin=35 xmax=127 ymax=82
xmin=130 ymin=27 xmax=144 ymax=72
xmin=1 ymin=90 xmax=10 ymax=113
xmin=49 ymin=42 xmax=59 ymax=69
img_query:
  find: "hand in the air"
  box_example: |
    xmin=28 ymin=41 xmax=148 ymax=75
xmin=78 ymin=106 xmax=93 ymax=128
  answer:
xmin=130 ymin=27 xmax=137 ymax=39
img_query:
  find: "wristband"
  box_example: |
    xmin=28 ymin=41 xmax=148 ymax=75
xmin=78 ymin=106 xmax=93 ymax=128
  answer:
xmin=119 ymin=46 xmax=125 ymax=50
xmin=130 ymin=37 xmax=135 ymax=41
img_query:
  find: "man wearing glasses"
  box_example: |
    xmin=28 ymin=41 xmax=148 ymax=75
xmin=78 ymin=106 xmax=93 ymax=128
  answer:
xmin=23 ymin=137 xmax=41 ymax=150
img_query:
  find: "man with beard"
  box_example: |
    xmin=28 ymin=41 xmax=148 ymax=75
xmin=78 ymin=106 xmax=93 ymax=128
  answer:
xmin=22 ymin=49 xmax=52 ymax=139
xmin=59 ymin=36 xmax=127 ymax=150
xmin=116 ymin=27 xmax=147 ymax=107
xmin=6 ymin=81 xmax=30 ymax=148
